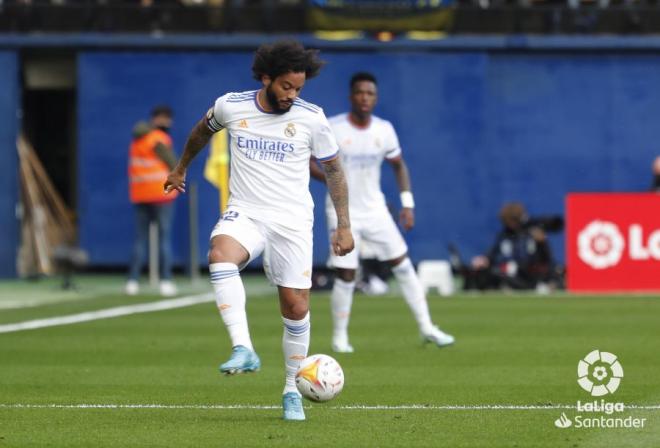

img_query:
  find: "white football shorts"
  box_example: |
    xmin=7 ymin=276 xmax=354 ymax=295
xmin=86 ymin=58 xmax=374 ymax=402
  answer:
xmin=326 ymin=208 xmax=407 ymax=270
xmin=210 ymin=207 xmax=313 ymax=289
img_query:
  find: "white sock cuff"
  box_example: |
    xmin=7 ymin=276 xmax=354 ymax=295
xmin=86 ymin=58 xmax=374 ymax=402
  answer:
xmin=334 ymin=278 xmax=356 ymax=290
xmin=209 ymin=263 xmax=239 ymax=283
xmin=282 ymin=312 xmax=310 ymax=336
xmin=210 ymin=262 xmax=239 ymax=273
xmin=392 ymin=257 xmax=414 ymax=274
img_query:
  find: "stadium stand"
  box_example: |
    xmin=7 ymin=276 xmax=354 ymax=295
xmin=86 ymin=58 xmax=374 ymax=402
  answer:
xmin=0 ymin=0 xmax=658 ymax=33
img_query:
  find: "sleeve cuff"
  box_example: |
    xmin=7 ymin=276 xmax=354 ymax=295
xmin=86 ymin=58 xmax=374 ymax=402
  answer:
xmin=316 ymin=151 xmax=338 ymax=162
xmin=385 ymin=147 xmax=402 ymax=160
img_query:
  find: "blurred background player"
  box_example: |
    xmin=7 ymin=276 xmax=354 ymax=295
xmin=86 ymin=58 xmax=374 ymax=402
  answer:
xmin=126 ymin=105 xmax=178 ymax=297
xmin=310 ymin=72 xmax=454 ymax=353
xmin=164 ymin=41 xmax=353 ymax=421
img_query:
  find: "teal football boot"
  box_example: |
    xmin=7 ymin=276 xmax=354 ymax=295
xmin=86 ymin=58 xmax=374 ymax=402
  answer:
xmin=219 ymin=345 xmax=261 ymax=375
xmin=282 ymin=392 xmax=305 ymax=421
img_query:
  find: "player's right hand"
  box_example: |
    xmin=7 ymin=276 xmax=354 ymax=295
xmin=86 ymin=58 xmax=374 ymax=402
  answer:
xmin=399 ymin=208 xmax=415 ymax=231
xmin=164 ymin=169 xmax=186 ymax=194
xmin=331 ymin=227 xmax=355 ymax=256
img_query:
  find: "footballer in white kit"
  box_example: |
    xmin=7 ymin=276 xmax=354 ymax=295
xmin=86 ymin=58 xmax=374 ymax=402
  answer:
xmin=165 ymin=41 xmax=354 ymax=422
xmin=311 ymin=72 xmax=455 ymax=353
xmin=206 ymin=89 xmax=337 ymax=288
xmin=324 ymin=112 xmax=407 ymax=267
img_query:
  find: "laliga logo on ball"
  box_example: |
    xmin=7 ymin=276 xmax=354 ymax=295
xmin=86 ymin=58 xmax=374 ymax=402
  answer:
xmin=577 ymin=221 xmax=625 ymax=269
xmin=577 ymin=350 xmax=624 ymax=397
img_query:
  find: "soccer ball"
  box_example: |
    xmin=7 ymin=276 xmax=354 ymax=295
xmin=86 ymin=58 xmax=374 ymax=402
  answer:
xmin=295 ymin=354 xmax=344 ymax=402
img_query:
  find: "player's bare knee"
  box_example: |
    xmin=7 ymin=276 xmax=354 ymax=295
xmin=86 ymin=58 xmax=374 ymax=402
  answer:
xmin=279 ymin=288 xmax=309 ymax=319
xmin=208 ymin=245 xmax=241 ymax=265
xmin=208 ymin=235 xmax=249 ymax=265
xmin=280 ymin=300 xmax=309 ymax=320
xmin=288 ymin=303 xmax=309 ymax=320
xmin=208 ymin=246 xmax=226 ymax=264
xmin=387 ymin=254 xmax=408 ymax=268
xmin=336 ymin=269 xmax=356 ymax=282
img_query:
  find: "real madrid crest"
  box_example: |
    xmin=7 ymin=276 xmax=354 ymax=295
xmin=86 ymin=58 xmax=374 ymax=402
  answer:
xmin=284 ymin=123 xmax=296 ymax=138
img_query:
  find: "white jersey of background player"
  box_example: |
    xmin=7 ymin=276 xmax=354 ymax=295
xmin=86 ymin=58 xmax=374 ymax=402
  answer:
xmin=311 ymin=72 xmax=454 ymax=353
xmin=165 ymin=41 xmax=354 ymax=422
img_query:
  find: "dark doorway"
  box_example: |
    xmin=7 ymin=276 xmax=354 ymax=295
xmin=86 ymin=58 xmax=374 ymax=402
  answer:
xmin=21 ymin=52 xmax=77 ymax=209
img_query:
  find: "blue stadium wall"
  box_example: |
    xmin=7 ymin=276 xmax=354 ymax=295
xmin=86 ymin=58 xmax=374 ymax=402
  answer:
xmin=0 ymin=51 xmax=19 ymax=278
xmin=76 ymin=44 xmax=659 ymax=268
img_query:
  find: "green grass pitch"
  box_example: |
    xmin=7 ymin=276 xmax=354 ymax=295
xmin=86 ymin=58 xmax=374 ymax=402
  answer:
xmin=0 ymin=275 xmax=658 ymax=447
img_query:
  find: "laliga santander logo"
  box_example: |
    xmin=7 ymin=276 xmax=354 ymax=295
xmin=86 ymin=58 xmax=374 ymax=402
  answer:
xmin=577 ymin=221 xmax=624 ymax=269
xmin=577 ymin=350 xmax=624 ymax=397
xmin=578 ymin=220 xmax=660 ymax=269
xmin=554 ymin=350 xmax=646 ymax=430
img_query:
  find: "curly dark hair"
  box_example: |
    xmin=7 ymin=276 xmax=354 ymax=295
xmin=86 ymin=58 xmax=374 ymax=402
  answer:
xmin=350 ymin=72 xmax=377 ymax=90
xmin=252 ymin=40 xmax=325 ymax=82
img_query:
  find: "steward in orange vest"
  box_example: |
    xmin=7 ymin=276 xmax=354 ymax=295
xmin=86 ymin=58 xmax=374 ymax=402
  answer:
xmin=128 ymin=121 xmax=178 ymax=204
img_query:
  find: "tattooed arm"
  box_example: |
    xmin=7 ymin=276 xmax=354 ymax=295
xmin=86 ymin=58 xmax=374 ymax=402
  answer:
xmin=164 ymin=117 xmax=214 ymax=194
xmin=322 ymin=157 xmax=354 ymax=256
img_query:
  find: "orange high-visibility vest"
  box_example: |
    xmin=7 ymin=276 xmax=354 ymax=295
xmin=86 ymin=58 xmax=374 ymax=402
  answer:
xmin=128 ymin=129 xmax=178 ymax=204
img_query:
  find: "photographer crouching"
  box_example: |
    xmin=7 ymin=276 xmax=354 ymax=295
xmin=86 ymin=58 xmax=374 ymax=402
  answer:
xmin=451 ymin=202 xmax=564 ymax=293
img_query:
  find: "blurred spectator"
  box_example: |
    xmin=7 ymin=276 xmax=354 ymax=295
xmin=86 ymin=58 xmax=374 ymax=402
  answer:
xmin=651 ymin=156 xmax=660 ymax=192
xmin=125 ymin=106 xmax=178 ymax=297
xmin=450 ymin=202 xmax=564 ymax=293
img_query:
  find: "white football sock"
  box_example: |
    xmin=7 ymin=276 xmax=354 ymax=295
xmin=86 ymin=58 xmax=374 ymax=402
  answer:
xmin=330 ymin=279 xmax=355 ymax=345
xmin=391 ymin=257 xmax=434 ymax=334
xmin=210 ymin=262 xmax=253 ymax=351
xmin=282 ymin=312 xmax=310 ymax=395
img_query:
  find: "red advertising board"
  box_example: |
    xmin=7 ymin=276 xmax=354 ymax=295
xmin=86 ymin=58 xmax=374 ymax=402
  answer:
xmin=566 ymin=193 xmax=660 ymax=292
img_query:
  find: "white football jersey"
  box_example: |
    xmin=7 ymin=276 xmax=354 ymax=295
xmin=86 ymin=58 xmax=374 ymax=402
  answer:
xmin=206 ymin=90 xmax=338 ymax=226
xmin=325 ymin=113 xmax=402 ymax=218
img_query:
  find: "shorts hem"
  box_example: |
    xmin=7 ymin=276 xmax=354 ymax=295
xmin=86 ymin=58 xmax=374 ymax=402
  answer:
xmin=378 ymin=248 xmax=408 ymax=262
xmin=273 ymin=280 xmax=312 ymax=290
xmin=328 ymin=259 xmax=360 ymax=270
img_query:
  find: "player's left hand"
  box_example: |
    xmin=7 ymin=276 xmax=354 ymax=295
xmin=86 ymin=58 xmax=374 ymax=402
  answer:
xmin=164 ymin=169 xmax=186 ymax=194
xmin=331 ymin=227 xmax=355 ymax=256
xmin=399 ymin=208 xmax=415 ymax=231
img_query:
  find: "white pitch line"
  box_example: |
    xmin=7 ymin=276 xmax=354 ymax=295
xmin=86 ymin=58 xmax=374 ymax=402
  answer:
xmin=1 ymin=404 xmax=659 ymax=411
xmin=0 ymin=293 xmax=214 ymax=334
xmin=0 ymin=297 xmax=85 ymax=310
